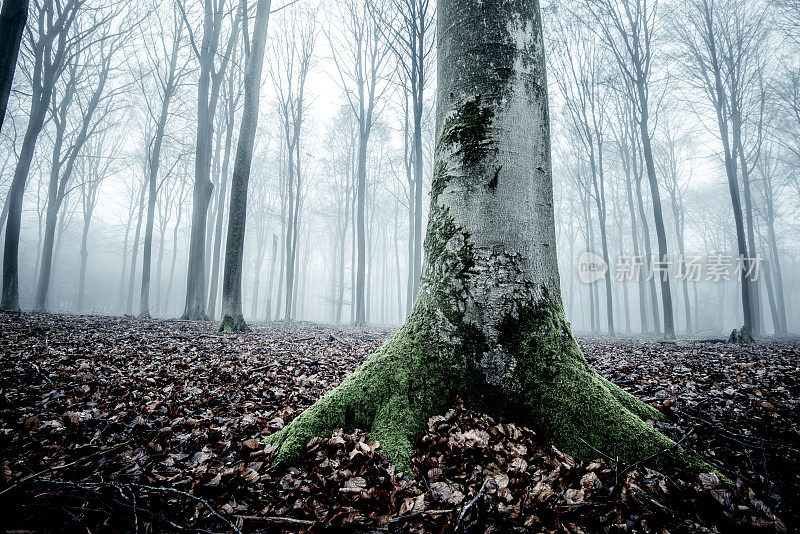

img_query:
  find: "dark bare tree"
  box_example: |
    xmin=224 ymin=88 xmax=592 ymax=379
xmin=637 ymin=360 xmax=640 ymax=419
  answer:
xmin=584 ymin=0 xmax=675 ymax=337
xmin=2 ymin=0 xmax=85 ymax=310
xmin=0 ymin=0 xmax=29 ymax=133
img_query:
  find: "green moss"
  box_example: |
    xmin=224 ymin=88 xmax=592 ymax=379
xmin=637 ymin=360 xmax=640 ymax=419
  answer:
xmin=264 ymin=301 xmax=460 ymax=475
xmin=494 ymin=289 xmax=711 ymax=474
xmin=439 ymin=96 xmax=495 ymax=169
xmin=264 ymin=95 xmax=713 ymax=482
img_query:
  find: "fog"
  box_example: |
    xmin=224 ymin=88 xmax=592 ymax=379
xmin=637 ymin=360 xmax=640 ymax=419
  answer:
xmin=1 ymin=0 xmax=798 ymax=336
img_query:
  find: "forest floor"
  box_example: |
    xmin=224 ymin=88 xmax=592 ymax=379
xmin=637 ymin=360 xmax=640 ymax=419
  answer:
xmin=0 ymin=312 xmax=797 ymax=533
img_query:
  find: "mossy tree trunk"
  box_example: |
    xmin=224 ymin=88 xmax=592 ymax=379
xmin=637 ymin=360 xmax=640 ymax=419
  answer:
xmin=268 ymin=0 xmax=700 ymax=475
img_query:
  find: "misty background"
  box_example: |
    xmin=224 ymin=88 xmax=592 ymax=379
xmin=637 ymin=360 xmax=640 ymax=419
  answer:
xmin=1 ymin=0 xmax=798 ymax=336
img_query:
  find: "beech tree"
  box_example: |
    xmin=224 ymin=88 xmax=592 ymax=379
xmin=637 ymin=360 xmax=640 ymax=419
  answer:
xmin=180 ymin=0 xmax=243 ymax=320
xmin=267 ymin=0 xmax=703 ymax=474
xmin=674 ymin=0 xmax=766 ymax=337
xmin=137 ymin=2 xmax=189 ymax=318
xmin=270 ymin=6 xmax=316 ymax=322
xmin=33 ymin=16 xmax=123 ymax=312
xmin=584 ymin=0 xmax=675 ymax=338
xmin=218 ymin=0 xmax=272 ymax=332
xmin=328 ymin=0 xmax=392 ymax=326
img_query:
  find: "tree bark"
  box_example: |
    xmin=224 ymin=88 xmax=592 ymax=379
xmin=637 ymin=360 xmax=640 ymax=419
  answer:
xmin=267 ymin=0 xmax=701 ymax=476
xmin=219 ymin=0 xmax=272 ymax=332
xmin=0 ymin=0 xmax=28 ymax=134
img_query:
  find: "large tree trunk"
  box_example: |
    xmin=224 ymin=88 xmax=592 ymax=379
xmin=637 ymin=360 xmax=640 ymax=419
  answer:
xmin=219 ymin=0 xmax=271 ymax=332
xmin=268 ymin=0 xmax=700 ymax=475
xmin=0 ymin=0 xmax=27 ymax=134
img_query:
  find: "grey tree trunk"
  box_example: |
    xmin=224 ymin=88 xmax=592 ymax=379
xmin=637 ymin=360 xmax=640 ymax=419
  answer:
xmin=636 ymin=85 xmax=674 ymax=338
xmin=267 ymin=0 xmax=700 ymax=477
xmin=264 ymin=234 xmax=278 ymax=321
xmin=127 ymin=179 xmax=147 ymax=314
xmin=2 ymin=84 xmax=51 ymax=312
xmin=183 ymin=0 xmax=242 ymax=320
xmin=139 ymin=34 xmax=181 ymax=318
xmin=633 ymin=149 xmax=660 ymax=334
xmin=219 ymin=0 xmax=272 ymax=332
xmin=354 ymin=132 xmax=367 ymax=325
xmin=0 ymin=0 xmax=27 ymax=134
xmin=164 ymin=190 xmax=184 ymax=315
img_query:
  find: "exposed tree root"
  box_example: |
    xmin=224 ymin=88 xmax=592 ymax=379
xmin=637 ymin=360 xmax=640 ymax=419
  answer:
xmin=265 ymin=299 xmax=711 ymax=477
xmin=219 ymin=314 xmax=249 ymax=332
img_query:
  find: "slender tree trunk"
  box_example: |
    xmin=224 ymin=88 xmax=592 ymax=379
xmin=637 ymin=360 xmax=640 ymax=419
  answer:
xmin=127 ymin=180 xmax=147 ymax=314
xmin=634 ymin=162 xmax=660 ymax=334
xmin=268 ymin=0 xmax=700 ymax=477
xmin=264 ymin=234 xmax=277 ymax=321
xmin=2 ymin=102 xmax=48 ymax=310
xmin=251 ymin=236 xmax=266 ymax=319
xmin=354 ymin=128 xmax=368 ymax=326
xmin=219 ymin=0 xmax=271 ymax=331
xmin=208 ymin=90 xmax=237 ymax=317
xmin=165 ymin=204 xmax=183 ymax=315
xmin=77 ymin=209 xmax=93 ymax=310
xmin=732 ymin=113 xmax=762 ymax=336
xmin=636 ymin=82 xmax=674 ymax=338
xmin=766 ymin=211 xmax=787 ymax=333
xmin=590 ymin=147 xmax=614 ymax=335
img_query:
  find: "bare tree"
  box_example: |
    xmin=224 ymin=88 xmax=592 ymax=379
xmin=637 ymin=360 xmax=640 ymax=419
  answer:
xmin=551 ymin=15 xmax=615 ymax=335
xmin=268 ymin=0 xmax=698 ymax=478
xmin=269 ymin=5 xmax=316 ymax=321
xmin=2 ymin=0 xmax=85 ymax=310
xmin=77 ymin=125 xmax=120 ymax=310
xmin=673 ymin=0 xmax=769 ymax=337
xmin=218 ymin=0 xmax=272 ymax=331
xmin=328 ymin=0 xmax=392 ymax=326
xmin=375 ymin=0 xmax=434 ymax=314
xmin=584 ymin=0 xmax=675 ymax=337
xmin=34 ymin=14 xmax=125 ymax=312
xmin=180 ymin=0 xmax=243 ymax=320
xmin=206 ymin=53 xmax=243 ymax=318
xmin=655 ymin=110 xmax=693 ymax=333
xmin=138 ymin=1 xmax=189 ymax=318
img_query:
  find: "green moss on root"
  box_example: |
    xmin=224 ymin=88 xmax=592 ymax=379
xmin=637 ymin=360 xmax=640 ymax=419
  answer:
xmin=219 ymin=315 xmax=249 ymax=333
xmin=264 ymin=94 xmax=714 ymax=481
xmin=494 ymin=289 xmax=709 ymax=474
